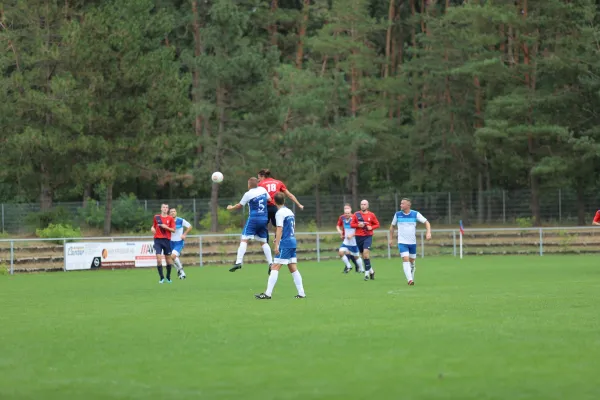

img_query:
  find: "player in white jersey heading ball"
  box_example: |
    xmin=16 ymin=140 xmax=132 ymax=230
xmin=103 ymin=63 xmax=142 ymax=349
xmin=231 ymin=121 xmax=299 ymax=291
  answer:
xmin=388 ymin=198 xmax=432 ymax=285
xmin=255 ymin=192 xmax=306 ymax=299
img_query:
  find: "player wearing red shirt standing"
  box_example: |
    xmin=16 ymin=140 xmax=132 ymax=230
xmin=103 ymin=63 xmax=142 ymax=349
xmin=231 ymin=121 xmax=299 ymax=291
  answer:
xmin=350 ymin=199 xmax=380 ymax=281
xmin=593 ymin=210 xmax=600 ymax=226
xmin=152 ymin=203 xmax=176 ymax=283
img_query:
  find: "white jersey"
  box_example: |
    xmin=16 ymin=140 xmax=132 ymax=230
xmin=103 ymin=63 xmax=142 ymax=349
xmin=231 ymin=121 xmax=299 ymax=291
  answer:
xmin=338 ymin=215 xmax=357 ymax=246
xmin=275 ymin=207 xmax=296 ymax=249
xmin=171 ymin=217 xmax=191 ymax=241
xmin=391 ymin=210 xmax=427 ymax=245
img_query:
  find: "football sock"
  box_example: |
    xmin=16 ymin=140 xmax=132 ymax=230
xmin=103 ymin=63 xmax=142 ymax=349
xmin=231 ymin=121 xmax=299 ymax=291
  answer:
xmin=174 ymin=257 xmax=183 ymax=272
xmin=166 ymin=265 xmax=172 ymax=280
xmin=403 ymin=261 xmax=412 ymax=282
xmin=235 ymin=242 xmax=248 ymax=264
xmin=357 ymin=258 xmax=365 ymax=272
xmin=410 ymin=260 xmax=415 ymax=280
xmin=265 ymin=270 xmax=279 ymax=296
xmin=262 ymin=243 xmax=273 ymax=264
xmin=292 ymin=270 xmax=305 ymax=297
xmin=347 ymin=254 xmax=359 ymax=268
xmin=341 ymin=255 xmax=351 ymax=269
xmin=157 ymin=265 xmax=164 ymax=280
xmin=364 ymin=259 xmax=372 ymax=277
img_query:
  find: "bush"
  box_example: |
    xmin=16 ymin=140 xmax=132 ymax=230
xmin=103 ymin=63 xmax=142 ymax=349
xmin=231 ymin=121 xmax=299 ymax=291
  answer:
xmin=110 ymin=194 xmax=153 ymax=232
xmin=26 ymin=207 xmax=73 ymax=230
xmin=516 ymin=217 xmax=533 ymax=228
xmin=36 ymin=223 xmax=82 ymax=244
xmin=199 ymin=207 xmax=244 ymax=232
xmin=78 ymin=200 xmax=104 ymax=229
xmin=0 ymin=262 xmax=8 ymax=276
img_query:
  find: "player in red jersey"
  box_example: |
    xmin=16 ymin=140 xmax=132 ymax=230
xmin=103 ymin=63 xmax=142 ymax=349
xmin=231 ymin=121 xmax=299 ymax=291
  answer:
xmin=350 ymin=199 xmax=380 ymax=281
xmin=593 ymin=210 xmax=600 ymax=226
xmin=152 ymin=203 xmax=176 ymax=283
xmin=258 ymin=168 xmax=304 ymax=238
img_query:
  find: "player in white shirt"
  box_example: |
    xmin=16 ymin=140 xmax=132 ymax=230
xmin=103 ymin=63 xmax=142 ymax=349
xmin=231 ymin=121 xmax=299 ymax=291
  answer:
xmin=336 ymin=204 xmax=364 ymax=273
xmin=388 ymin=198 xmax=432 ymax=285
xmin=170 ymin=208 xmax=192 ymax=279
xmin=255 ymin=192 xmax=306 ymax=299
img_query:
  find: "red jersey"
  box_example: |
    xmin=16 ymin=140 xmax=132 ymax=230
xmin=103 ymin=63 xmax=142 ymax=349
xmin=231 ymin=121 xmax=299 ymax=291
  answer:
xmin=594 ymin=210 xmax=600 ymax=224
xmin=153 ymin=215 xmax=175 ymax=240
xmin=350 ymin=211 xmax=380 ymax=237
xmin=259 ymin=178 xmax=287 ymax=206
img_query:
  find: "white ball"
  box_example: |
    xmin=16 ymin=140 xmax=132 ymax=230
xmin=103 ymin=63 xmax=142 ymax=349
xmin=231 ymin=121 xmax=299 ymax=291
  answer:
xmin=211 ymin=171 xmax=224 ymax=183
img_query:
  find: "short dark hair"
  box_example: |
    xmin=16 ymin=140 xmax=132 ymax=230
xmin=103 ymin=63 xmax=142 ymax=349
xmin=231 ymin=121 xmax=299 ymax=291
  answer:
xmin=258 ymin=169 xmax=271 ymax=178
xmin=274 ymin=192 xmax=285 ymax=205
xmin=169 ymin=207 xmax=176 ymax=212
xmin=248 ymin=177 xmax=258 ymax=188
xmin=344 ymin=203 xmax=351 ymax=208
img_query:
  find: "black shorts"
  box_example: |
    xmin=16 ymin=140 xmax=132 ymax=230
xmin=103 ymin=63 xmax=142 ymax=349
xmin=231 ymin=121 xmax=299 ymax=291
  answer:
xmin=356 ymin=236 xmax=373 ymax=253
xmin=267 ymin=205 xmax=278 ymax=227
xmin=153 ymin=238 xmax=172 ymax=255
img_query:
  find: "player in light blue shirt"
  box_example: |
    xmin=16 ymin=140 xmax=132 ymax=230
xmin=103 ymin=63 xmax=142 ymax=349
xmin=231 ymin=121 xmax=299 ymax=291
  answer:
xmin=169 ymin=208 xmax=192 ymax=279
xmin=227 ymin=177 xmax=274 ymax=272
xmin=255 ymin=192 xmax=306 ymax=299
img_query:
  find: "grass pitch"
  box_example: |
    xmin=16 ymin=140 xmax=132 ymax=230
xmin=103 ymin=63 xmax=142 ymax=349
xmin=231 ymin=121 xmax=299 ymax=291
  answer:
xmin=1 ymin=256 xmax=599 ymax=400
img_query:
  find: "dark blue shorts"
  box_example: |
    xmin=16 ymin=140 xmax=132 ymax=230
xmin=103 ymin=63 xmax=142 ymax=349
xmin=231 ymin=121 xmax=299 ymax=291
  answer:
xmin=356 ymin=236 xmax=373 ymax=253
xmin=267 ymin=205 xmax=278 ymax=227
xmin=153 ymin=238 xmax=172 ymax=255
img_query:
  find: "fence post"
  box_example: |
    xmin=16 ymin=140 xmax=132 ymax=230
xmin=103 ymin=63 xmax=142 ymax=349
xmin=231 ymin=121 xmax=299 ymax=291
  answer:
xmin=63 ymin=239 xmax=67 ymax=271
xmin=448 ymin=192 xmax=451 ymax=225
xmin=1 ymin=204 xmax=4 ymax=233
xmin=420 ymin=231 xmax=425 ymax=258
xmin=316 ymin=232 xmax=320 ymax=263
xmin=10 ymin=240 xmax=14 ymax=275
xmin=386 ymin=231 xmax=391 ymax=259
xmin=394 ymin=192 xmax=398 ymax=211
xmin=144 ymin=200 xmax=147 ymax=212
xmin=199 ymin=235 xmax=203 ymax=267
xmin=558 ymin=189 xmax=562 ymax=223
xmin=502 ymin=190 xmax=506 ymax=224
xmin=453 ymin=230 xmax=457 ymax=257
xmin=539 ymin=228 xmax=543 ymax=256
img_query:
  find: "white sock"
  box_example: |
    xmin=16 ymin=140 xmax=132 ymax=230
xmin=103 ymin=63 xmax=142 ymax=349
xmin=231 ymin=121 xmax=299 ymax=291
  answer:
xmin=292 ymin=270 xmax=305 ymax=296
xmin=262 ymin=243 xmax=273 ymax=264
xmin=174 ymin=257 xmax=183 ymax=272
xmin=410 ymin=261 xmax=415 ymax=280
xmin=265 ymin=269 xmax=279 ymax=296
xmin=357 ymin=258 xmax=364 ymax=272
xmin=235 ymin=242 xmax=248 ymax=264
xmin=403 ymin=261 xmax=413 ymax=282
xmin=341 ymin=255 xmax=351 ymax=269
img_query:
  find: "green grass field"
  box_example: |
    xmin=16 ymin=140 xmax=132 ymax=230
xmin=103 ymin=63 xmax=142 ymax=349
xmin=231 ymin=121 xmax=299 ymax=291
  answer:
xmin=1 ymin=256 xmax=599 ymax=400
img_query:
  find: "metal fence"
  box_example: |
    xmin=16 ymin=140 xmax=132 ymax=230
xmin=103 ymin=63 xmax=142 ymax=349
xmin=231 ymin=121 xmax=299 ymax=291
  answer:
xmin=2 ymin=188 xmax=600 ymax=233
xmin=3 ymin=226 xmax=600 ymax=274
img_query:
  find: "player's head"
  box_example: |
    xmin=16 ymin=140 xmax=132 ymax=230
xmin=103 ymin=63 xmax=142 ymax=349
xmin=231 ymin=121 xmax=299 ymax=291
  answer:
xmin=401 ymin=198 xmax=411 ymax=212
xmin=257 ymin=169 xmax=271 ymax=181
xmin=274 ymin=192 xmax=285 ymax=206
xmin=161 ymin=203 xmax=169 ymax=215
xmin=343 ymin=203 xmax=352 ymax=216
xmin=360 ymin=199 xmax=369 ymax=212
xmin=248 ymin=177 xmax=258 ymax=189
xmin=169 ymin=208 xmax=177 ymax=217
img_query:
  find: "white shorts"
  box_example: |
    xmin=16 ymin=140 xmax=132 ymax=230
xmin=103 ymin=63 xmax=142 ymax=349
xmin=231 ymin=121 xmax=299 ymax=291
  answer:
xmin=339 ymin=244 xmax=360 ymax=257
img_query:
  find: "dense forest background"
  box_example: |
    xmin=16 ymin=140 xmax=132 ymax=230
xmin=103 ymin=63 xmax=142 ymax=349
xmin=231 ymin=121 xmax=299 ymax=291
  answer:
xmin=2 ymin=0 xmax=600 ymax=232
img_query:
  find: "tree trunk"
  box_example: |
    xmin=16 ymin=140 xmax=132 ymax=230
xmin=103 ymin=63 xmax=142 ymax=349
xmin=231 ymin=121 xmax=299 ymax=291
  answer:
xmin=576 ymin=182 xmax=586 ymax=226
xmin=350 ymin=155 xmax=359 ymax=211
xmin=383 ymin=0 xmax=395 ymax=106
xmin=269 ymin=0 xmax=279 ymax=46
xmin=40 ymin=164 xmax=53 ymax=211
xmin=192 ymin=0 xmax=204 ymax=158
xmin=210 ymin=86 xmax=226 ymax=232
xmin=486 ymin=164 xmax=492 ymax=223
xmin=82 ymin=183 xmax=92 ymax=207
xmin=477 ymin=171 xmax=484 ymax=224
xmin=295 ymin=0 xmax=309 ymax=69
xmin=315 ymin=184 xmax=322 ymax=228
xmin=103 ymin=182 xmax=113 ymax=236
xmin=460 ymin=191 xmax=470 ymax=226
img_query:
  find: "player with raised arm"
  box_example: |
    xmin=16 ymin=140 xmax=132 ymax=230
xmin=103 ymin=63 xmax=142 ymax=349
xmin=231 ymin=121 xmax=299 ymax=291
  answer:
xmin=169 ymin=208 xmax=192 ymax=279
xmin=227 ymin=177 xmax=274 ymax=272
xmin=258 ymin=169 xmax=304 ymax=233
xmin=255 ymin=192 xmax=306 ymax=299
xmin=336 ymin=204 xmax=364 ymax=273
xmin=350 ymin=199 xmax=380 ymax=281
xmin=152 ymin=203 xmax=176 ymax=283
xmin=593 ymin=210 xmax=600 ymax=226
xmin=388 ymin=198 xmax=432 ymax=286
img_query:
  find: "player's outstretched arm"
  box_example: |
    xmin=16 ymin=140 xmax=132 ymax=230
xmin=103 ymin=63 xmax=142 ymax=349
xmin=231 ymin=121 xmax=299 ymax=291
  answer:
xmin=227 ymin=203 xmax=243 ymax=211
xmin=283 ymin=189 xmax=304 ymax=210
xmin=424 ymin=221 xmax=432 ymax=240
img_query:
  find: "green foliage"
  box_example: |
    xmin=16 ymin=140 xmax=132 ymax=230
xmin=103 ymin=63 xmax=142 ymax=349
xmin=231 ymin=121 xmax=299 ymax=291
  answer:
xmin=35 ymin=224 xmax=82 ymax=244
xmin=110 ymin=194 xmax=153 ymax=233
xmin=77 ymin=201 xmax=105 ymax=229
xmin=0 ymin=262 xmax=8 ymax=276
xmin=516 ymin=218 xmax=533 ymax=228
xmin=25 ymin=207 xmax=73 ymax=230
xmin=199 ymin=208 xmax=244 ymax=232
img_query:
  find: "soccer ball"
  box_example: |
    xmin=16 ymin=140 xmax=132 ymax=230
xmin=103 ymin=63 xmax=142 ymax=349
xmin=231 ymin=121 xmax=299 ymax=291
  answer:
xmin=211 ymin=171 xmax=224 ymax=183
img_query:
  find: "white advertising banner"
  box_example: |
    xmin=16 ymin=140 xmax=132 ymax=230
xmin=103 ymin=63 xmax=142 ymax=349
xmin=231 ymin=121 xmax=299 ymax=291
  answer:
xmin=64 ymin=242 xmax=166 ymax=271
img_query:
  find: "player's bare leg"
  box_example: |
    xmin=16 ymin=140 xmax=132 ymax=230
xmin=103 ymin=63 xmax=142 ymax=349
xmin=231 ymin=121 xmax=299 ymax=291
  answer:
xmin=256 ymin=263 xmax=281 ymax=299
xmin=172 ymin=252 xmax=186 ymax=279
xmin=230 ymin=239 xmax=249 ymax=272
xmin=363 ymin=249 xmax=374 ymax=280
xmin=409 ymin=257 xmax=416 ymax=284
xmin=402 ymin=255 xmax=414 ymax=285
xmin=288 ymin=263 xmax=305 ymax=298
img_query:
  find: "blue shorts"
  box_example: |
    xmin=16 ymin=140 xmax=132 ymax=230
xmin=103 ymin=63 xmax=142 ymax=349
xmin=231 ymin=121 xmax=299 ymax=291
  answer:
xmin=153 ymin=238 xmax=172 ymax=255
xmin=171 ymin=240 xmax=185 ymax=256
xmin=242 ymin=218 xmax=268 ymax=242
xmin=274 ymin=248 xmax=297 ymax=265
xmin=398 ymin=243 xmax=417 ymax=258
xmin=356 ymin=236 xmax=373 ymax=253
xmin=339 ymin=244 xmax=360 ymax=257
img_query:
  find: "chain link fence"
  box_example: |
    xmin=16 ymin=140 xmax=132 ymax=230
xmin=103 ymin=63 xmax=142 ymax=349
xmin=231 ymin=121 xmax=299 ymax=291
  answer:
xmin=2 ymin=188 xmax=599 ymax=234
